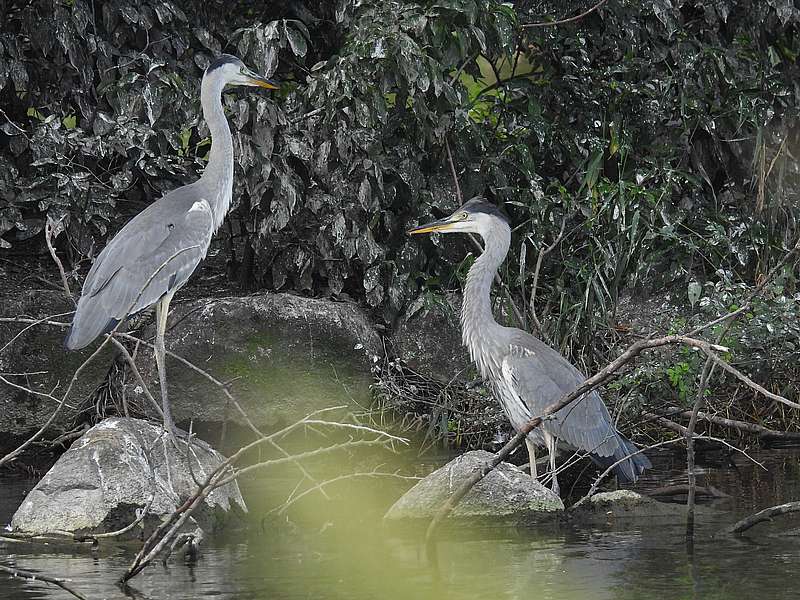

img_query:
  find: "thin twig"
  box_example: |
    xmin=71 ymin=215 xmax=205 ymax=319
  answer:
xmin=44 ymin=216 xmax=74 ymax=304
xmin=0 ymin=246 xmax=200 ymax=468
xmin=529 ymin=219 xmax=565 ymax=336
xmin=522 ymin=0 xmax=610 ymax=28
xmin=0 ymin=564 xmax=88 ymax=600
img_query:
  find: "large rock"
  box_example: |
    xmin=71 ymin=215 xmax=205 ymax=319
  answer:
xmin=129 ymin=293 xmax=382 ymax=428
xmin=0 ymin=284 xmax=112 ymax=444
xmin=391 ymin=291 xmax=471 ymax=383
xmin=10 ymin=417 xmax=245 ymax=536
xmin=384 ymin=450 xmax=564 ymax=524
xmin=568 ymin=490 xmax=689 ymax=525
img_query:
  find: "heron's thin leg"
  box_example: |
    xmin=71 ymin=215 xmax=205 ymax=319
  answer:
xmin=525 ymin=438 xmax=538 ymax=480
xmin=154 ymin=291 xmax=177 ymax=437
xmin=544 ymin=431 xmax=559 ymax=495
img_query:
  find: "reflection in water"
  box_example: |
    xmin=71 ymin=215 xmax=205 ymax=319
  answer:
xmin=3 ymin=442 xmax=800 ymax=599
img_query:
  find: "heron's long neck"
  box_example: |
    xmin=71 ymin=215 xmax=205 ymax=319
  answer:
xmin=461 ymin=222 xmax=511 ymax=379
xmin=199 ymin=74 xmax=234 ymax=230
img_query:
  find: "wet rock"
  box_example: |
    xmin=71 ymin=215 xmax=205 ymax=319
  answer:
xmin=384 ymin=450 xmax=564 ymax=524
xmin=10 ymin=417 xmax=245 ymax=537
xmin=568 ymin=490 xmax=688 ymax=524
xmin=391 ymin=291 xmax=471 ymax=383
xmin=131 ymin=293 xmax=381 ymax=428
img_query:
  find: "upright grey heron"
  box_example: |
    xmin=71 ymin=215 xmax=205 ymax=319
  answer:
xmin=65 ymin=55 xmax=278 ymax=437
xmin=409 ymin=199 xmax=650 ymax=493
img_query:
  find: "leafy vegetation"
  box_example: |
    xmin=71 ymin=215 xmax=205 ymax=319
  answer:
xmin=2 ymin=0 xmax=800 ymax=428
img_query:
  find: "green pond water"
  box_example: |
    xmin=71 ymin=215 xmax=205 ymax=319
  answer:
xmin=2 ymin=361 xmax=800 ymax=599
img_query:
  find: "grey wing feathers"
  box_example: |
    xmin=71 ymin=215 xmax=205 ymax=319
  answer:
xmin=502 ymin=347 xmax=620 ymax=457
xmin=66 ymin=192 xmax=213 ymax=349
xmin=501 ymin=332 xmax=650 ymax=481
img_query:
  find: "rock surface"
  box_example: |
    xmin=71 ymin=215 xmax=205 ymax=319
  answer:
xmin=131 ymin=293 xmax=382 ymax=428
xmin=390 ymin=291 xmax=471 ymax=383
xmin=0 ymin=287 xmax=111 ymax=443
xmin=10 ymin=417 xmax=245 ymax=536
xmin=384 ymin=450 xmax=564 ymax=523
xmin=569 ymin=490 xmax=688 ymax=524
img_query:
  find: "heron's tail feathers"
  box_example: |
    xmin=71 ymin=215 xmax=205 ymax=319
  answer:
xmin=592 ymin=435 xmax=651 ymax=484
xmin=65 ymin=297 xmax=119 ymax=350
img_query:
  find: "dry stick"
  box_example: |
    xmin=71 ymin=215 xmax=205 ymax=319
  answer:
xmin=727 ymin=501 xmax=800 ymax=534
xmin=121 ymin=410 xmax=405 ymax=582
xmin=663 ymin=406 xmax=800 ymax=442
xmin=113 ymin=332 xmax=328 ymax=497
xmin=122 ymin=433 xmax=400 ymax=582
xmin=522 ymin=0 xmax=610 ymax=28
xmin=44 ymin=216 xmax=74 ymax=304
xmin=423 ymin=334 xmax=728 ymax=555
xmin=273 ymin=471 xmax=420 ymax=515
xmin=106 ymin=336 xmax=163 ymax=418
xmin=703 ymin=351 xmax=800 ymax=409
xmin=0 ymin=311 xmax=75 ymax=355
xmin=529 ymin=219 xmax=566 ymax=337
xmin=0 ymin=564 xmax=88 ymax=600
xmin=572 ymin=434 xmax=763 ymax=511
xmin=685 ymin=238 xmax=800 ymax=531
xmin=443 ymin=138 xmax=527 ymax=329
xmin=686 ymin=352 xmax=721 ymax=535
xmin=0 ymin=246 xmax=199 ymax=469
xmin=0 ymin=374 xmax=77 ymax=410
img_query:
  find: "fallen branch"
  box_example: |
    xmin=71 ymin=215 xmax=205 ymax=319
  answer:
xmin=0 ymin=564 xmax=88 ymax=600
xmin=664 ymin=406 xmax=800 ymax=442
xmin=727 ymin=501 xmax=800 ymax=534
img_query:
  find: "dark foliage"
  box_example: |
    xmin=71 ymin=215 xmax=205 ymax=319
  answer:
xmin=2 ymin=0 xmax=800 ymax=414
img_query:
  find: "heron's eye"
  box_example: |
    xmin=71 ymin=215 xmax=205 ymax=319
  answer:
xmin=458 ymin=211 xmax=469 ymax=220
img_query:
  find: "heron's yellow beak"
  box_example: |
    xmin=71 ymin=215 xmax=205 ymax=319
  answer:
xmin=247 ymin=74 xmax=280 ymax=89
xmin=407 ymin=218 xmax=457 ymax=235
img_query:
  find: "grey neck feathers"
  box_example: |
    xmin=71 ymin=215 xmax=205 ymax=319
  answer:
xmin=461 ymin=220 xmax=511 ymax=379
xmin=199 ymin=71 xmax=234 ymax=230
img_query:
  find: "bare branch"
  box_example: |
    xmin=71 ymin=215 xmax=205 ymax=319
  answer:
xmin=529 ymin=219 xmax=565 ymax=336
xmin=44 ymin=216 xmax=74 ymax=304
xmin=0 ymin=564 xmax=88 ymax=600
xmin=727 ymin=501 xmax=800 ymax=534
xmin=522 ymin=0 xmax=610 ymax=28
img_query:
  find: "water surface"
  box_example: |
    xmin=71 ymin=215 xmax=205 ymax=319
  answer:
xmin=2 ymin=437 xmax=799 ymax=599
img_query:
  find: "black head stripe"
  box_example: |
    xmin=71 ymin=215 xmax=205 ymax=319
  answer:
xmin=460 ymin=198 xmax=509 ymax=224
xmin=206 ymin=54 xmax=242 ymax=74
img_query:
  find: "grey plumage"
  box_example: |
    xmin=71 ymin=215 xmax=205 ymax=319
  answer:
xmin=409 ymin=198 xmax=650 ymax=491
xmin=65 ymin=55 xmax=278 ymax=436
xmin=65 ymin=184 xmax=213 ymax=350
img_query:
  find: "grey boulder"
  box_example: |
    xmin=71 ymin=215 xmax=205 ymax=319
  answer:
xmin=130 ymin=293 xmax=381 ymax=428
xmin=10 ymin=417 xmax=245 ymax=537
xmin=384 ymin=450 xmax=564 ymax=524
xmin=569 ymin=490 xmax=690 ymax=524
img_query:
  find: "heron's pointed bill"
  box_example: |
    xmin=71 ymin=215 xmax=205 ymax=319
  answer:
xmin=245 ymin=70 xmax=280 ymax=89
xmin=249 ymin=75 xmax=280 ymax=89
xmin=407 ymin=218 xmax=457 ymax=235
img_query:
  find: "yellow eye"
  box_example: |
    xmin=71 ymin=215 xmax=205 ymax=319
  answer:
xmin=459 ymin=211 xmax=469 ymax=220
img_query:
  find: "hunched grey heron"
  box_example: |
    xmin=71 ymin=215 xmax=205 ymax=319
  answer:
xmin=409 ymin=199 xmax=651 ymax=493
xmin=65 ymin=55 xmax=279 ymax=437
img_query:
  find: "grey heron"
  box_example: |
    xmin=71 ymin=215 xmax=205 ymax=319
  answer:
xmin=65 ymin=54 xmax=279 ymax=437
xmin=408 ymin=199 xmax=650 ymax=493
